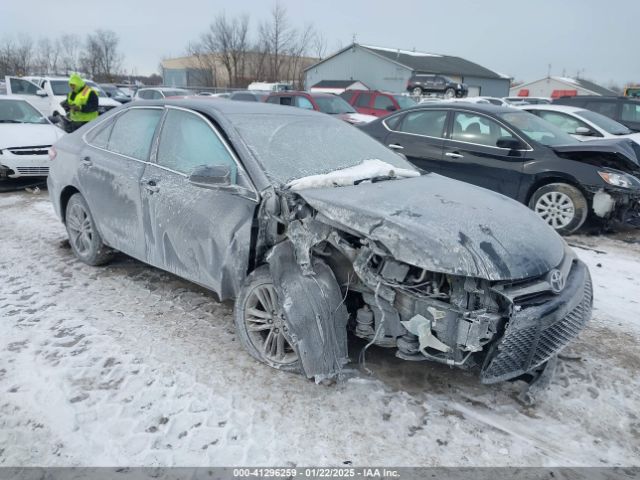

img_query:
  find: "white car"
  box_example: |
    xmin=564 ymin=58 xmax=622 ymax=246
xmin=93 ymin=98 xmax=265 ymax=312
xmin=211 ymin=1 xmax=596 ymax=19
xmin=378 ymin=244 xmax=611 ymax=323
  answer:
xmin=0 ymin=97 xmax=65 ymax=178
xmin=520 ymin=104 xmax=640 ymax=145
xmin=133 ymin=87 xmax=192 ymax=100
xmin=4 ymin=76 xmax=121 ymax=118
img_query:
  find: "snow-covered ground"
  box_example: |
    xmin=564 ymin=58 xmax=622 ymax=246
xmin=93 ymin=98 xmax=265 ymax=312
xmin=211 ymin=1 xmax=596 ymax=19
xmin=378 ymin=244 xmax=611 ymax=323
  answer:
xmin=0 ymin=191 xmax=639 ymax=467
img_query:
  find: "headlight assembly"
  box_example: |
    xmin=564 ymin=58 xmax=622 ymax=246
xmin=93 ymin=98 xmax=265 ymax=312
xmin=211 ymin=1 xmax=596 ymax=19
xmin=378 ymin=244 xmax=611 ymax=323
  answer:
xmin=598 ymin=171 xmax=635 ymax=189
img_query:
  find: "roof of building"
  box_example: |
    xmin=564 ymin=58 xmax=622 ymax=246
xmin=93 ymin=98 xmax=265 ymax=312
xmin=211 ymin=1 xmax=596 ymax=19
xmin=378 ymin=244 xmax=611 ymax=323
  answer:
xmin=311 ymin=80 xmax=367 ymax=88
xmin=304 ymin=44 xmax=510 ymax=80
xmin=514 ymin=77 xmax=618 ymax=96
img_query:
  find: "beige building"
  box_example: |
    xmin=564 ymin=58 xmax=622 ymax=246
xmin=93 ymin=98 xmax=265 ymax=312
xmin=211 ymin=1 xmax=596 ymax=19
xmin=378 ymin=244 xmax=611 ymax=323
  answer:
xmin=161 ymin=52 xmax=317 ymax=89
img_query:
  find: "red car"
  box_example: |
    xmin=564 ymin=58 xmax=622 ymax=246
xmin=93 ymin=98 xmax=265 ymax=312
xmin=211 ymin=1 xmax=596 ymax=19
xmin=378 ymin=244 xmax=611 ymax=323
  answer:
xmin=266 ymin=91 xmax=376 ymax=125
xmin=340 ymin=90 xmax=416 ymax=117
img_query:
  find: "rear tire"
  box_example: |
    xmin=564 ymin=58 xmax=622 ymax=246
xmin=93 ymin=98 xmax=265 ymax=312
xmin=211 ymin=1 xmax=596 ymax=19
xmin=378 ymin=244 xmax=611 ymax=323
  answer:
xmin=444 ymin=88 xmax=456 ymax=99
xmin=411 ymin=87 xmax=423 ymax=96
xmin=65 ymin=193 xmax=113 ymax=265
xmin=234 ymin=266 xmax=301 ymax=373
xmin=529 ymin=183 xmax=588 ymax=235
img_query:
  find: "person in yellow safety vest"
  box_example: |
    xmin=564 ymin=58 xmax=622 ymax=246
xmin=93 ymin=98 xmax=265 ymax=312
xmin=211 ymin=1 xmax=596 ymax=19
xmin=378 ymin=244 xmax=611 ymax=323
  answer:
xmin=62 ymin=73 xmax=99 ymax=132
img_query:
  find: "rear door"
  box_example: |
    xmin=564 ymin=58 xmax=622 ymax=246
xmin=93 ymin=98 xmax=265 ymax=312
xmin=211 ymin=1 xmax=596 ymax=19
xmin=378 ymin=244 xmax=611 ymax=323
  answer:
xmin=80 ymin=107 xmax=163 ymax=260
xmin=5 ymin=76 xmax=51 ymax=115
xmin=140 ymin=107 xmax=258 ymax=296
xmin=441 ymin=110 xmax=526 ymax=199
xmin=383 ymin=109 xmax=448 ymax=171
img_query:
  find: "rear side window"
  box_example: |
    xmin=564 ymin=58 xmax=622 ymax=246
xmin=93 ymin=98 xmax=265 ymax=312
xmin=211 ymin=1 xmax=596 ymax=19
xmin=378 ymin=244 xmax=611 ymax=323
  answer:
xmin=355 ymin=93 xmax=371 ymax=107
xmin=399 ymin=110 xmax=447 ymax=138
xmin=279 ymin=97 xmax=293 ymax=106
xmin=621 ymin=103 xmax=640 ymax=122
xmin=156 ymin=109 xmax=237 ymax=182
xmin=296 ymin=96 xmax=314 ymax=110
xmin=87 ymin=121 xmax=114 ymax=149
xmin=108 ymin=108 xmax=162 ymax=160
xmin=373 ymin=95 xmax=394 ymax=110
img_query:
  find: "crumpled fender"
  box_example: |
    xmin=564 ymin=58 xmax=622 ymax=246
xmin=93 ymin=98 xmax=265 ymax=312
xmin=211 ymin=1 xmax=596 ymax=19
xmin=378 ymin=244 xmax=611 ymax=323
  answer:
xmin=266 ymin=240 xmax=349 ymax=381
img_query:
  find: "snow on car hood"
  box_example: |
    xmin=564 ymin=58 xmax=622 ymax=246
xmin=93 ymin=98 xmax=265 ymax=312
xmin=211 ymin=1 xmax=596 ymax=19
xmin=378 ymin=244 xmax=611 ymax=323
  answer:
xmin=287 ymin=159 xmax=420 ymax=191
xmin=297 ymin=174 xmax=565 ymax=281
xmin=0 ymin=123 xmax=65 ymax=149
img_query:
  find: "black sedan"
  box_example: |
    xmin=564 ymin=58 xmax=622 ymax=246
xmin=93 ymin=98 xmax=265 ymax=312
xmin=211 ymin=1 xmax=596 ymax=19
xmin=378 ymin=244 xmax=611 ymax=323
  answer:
xmin=360 ymin=103 xmax=640 ymax=234
xmin=47 ymin=100 xmax=592 ymax=388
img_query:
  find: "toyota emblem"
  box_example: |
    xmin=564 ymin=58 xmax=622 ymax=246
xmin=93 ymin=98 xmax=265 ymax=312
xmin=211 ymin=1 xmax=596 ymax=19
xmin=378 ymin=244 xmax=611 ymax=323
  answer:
xmin=549 ymin=269 xmax=565 ymax=294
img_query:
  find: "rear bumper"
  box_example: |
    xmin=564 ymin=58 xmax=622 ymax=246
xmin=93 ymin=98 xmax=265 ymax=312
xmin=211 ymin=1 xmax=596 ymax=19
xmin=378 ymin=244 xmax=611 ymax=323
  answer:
xmin=481 ymin=260 xmax=592 ymax=383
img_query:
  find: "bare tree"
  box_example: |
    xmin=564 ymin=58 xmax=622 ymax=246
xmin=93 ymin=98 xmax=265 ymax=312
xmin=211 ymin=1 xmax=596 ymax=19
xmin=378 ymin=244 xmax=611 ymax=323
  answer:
xmin=35 ymin=37 xmax=60 ymax=74
xmin=312 ymin=30 xmax=328 ymax=60
xmin=258 ymin=2 xmax=296 ymax=81
xmin=13 ymin=34 xmax=34 ymax=75
xmin=59 ymin=34 xmax=82 ymax=74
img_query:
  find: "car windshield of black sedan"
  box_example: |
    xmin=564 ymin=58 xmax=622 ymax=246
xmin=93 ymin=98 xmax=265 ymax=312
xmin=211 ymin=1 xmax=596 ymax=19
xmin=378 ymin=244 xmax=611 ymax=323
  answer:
xmin=230 ymin=113 xmax=417 ymax=184
xmin=313 ymin=96 xmax=356 ymax=114
xmin=498 ymin=111 xmax=580 ymax=146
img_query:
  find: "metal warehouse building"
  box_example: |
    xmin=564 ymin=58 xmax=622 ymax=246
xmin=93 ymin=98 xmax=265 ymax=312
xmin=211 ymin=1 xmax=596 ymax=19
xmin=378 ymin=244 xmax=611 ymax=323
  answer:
xmin=304 ymin=43 xmax=511 ymax=97
xmin=509 ymin=76 xmax=618 ymax=98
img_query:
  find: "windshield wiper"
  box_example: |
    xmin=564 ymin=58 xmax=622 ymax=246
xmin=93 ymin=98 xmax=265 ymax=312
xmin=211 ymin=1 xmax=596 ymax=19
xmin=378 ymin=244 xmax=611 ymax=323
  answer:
xmin=354 ymin=175 xmax=398 ymax=185
xmin=0 ymin=120 xmax=22 ymax=123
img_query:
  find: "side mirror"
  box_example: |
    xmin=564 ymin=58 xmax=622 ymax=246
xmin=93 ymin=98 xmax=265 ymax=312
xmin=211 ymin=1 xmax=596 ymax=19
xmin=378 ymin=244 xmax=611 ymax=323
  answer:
xmin=386 ymin=105 xmax=398 ymax=111
xmin=496 ymin=137 xmax=524 ymax=150
xmin=188 ymin=165 xmax=231 ymax=188
xmin=575 ymin=126 xmax=594 ymax=136
xmin=36 ymin=89 xmax=47 ymax=97
xmin=48 ymin=115 xmax=61 ymax=124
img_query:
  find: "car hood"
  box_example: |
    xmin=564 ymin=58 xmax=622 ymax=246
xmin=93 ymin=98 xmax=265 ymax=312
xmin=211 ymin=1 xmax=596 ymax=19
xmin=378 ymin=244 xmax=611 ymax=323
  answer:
xmin=0 ymin=123 xmax=65 ymax=149
xmin=552 ymin=138 xmax=640 ymax=171
xmin=297 ymin=174 xmax=565 ymax=281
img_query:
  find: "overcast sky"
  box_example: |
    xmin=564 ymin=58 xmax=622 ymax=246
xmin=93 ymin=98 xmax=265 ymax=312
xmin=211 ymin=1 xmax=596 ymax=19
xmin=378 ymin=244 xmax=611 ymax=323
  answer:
xmin=2 ymin=0 xmax=637 ymax=86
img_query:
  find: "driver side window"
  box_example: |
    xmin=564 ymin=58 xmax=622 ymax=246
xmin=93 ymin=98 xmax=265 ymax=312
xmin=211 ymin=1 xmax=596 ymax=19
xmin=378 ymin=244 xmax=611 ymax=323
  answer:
xmin=157 ymin=109 xmax=238 ymax=183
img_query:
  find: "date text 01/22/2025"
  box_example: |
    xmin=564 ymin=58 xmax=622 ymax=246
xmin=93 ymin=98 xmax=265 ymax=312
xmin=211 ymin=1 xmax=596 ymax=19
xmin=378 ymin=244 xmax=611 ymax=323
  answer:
xmin=232 ymin=468 xmax=400 ymax=478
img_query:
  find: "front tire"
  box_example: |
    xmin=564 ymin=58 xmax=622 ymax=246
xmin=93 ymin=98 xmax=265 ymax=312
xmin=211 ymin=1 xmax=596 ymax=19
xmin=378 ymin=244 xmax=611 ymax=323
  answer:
xmin=444 ymin=87 xmax=456 ymax=99
xmin=411 ymin=87 xmax=423 ymax=96
xmin=529 ymin=183 xmax=588 ymax=235
xmin=234 ymin=266 xmax=301 ymax=373
xmin=65 ymin=193 xmax=113 ymax=265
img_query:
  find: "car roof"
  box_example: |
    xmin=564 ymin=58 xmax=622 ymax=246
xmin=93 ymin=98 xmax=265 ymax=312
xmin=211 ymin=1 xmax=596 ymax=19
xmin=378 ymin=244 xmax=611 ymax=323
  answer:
xmin=132 ymin=98 xmax=320 ymax=117
xmin=556 ymin=95 xmax=640 ymax=102
xmin=405 ymin=102 xmax=516 ymax=114
xmin=520 ymin=104 xmax=583 ymax=113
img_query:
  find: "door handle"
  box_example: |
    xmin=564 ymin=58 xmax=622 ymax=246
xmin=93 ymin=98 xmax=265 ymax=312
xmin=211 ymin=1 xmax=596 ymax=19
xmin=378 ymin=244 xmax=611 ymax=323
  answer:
xmin=142 ymin=179 xmax=160 ymax=193
xmin=445 ymin=152 xmax=464 ymax=159
xmin=81 ymin=156 xmax=92 ymax=167
xmin=388 ymin=144 xmax=404 ymax=150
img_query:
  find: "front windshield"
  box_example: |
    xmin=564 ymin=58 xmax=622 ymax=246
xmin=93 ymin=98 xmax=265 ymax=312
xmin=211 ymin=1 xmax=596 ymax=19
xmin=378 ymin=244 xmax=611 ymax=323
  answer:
xmin=51 ymin=80 xmax=71 ymax=96
xmin=313 ymin=96 xmax=355 ymax=114
xmin=498 ymin=111 xmax=579 ymax=146
xmin=0 ymin=99 xmax=47 ymax=124
xmin=394 ymin=95 xmax=417 ymax=109
xmin=230 ymin=113 xmax=417 ymax=184
xmin=576 ymin=109 xmax=631 ymax=135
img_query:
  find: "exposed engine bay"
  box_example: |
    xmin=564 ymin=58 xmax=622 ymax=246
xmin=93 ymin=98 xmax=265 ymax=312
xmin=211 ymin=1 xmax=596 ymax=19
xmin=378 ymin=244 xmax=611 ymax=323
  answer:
xmin=262 ymin=187 xmax=593 ymax=385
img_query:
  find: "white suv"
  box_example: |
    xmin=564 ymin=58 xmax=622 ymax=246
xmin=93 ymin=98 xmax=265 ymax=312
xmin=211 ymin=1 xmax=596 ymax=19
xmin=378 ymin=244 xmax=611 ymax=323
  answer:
xmin=4 ymin=76 xmax=121 ymax=118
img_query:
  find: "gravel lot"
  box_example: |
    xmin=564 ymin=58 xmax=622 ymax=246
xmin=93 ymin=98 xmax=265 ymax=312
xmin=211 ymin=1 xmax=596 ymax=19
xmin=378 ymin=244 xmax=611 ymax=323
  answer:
xmin=1 ymin=189 xmax=639 ymax=467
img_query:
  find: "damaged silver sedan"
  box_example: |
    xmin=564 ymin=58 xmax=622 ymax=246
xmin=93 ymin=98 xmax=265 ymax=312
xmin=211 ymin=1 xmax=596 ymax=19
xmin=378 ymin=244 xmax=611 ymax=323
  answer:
xmin=47 ymin=100 xmax=593 ymax=387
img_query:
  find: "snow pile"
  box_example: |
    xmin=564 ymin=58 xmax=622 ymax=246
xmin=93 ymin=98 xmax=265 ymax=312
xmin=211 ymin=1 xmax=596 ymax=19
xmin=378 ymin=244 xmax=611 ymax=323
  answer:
xmin=287 ymin=159 xmax=420 ymax=191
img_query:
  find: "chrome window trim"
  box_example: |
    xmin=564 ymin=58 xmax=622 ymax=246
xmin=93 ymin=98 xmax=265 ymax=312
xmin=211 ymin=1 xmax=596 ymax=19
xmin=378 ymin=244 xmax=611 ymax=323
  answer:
xmin=382 ymin=107 xmax=534 ymax=152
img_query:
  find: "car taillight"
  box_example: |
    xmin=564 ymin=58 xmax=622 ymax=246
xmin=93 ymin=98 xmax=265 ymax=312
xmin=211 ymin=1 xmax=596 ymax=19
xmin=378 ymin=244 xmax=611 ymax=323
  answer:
xmin=48 ymin=147 xmax=57 ymax=160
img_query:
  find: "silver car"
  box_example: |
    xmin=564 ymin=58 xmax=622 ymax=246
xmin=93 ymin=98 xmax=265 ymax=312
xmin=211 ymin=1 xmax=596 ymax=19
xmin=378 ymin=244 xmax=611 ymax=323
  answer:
xmin=47 ymin=99 xmax=592 ymax=389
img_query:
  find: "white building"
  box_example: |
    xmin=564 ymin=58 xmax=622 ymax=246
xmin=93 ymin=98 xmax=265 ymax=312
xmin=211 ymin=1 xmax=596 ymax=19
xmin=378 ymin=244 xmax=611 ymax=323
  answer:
xmin=510 ymin=76 xmax=617 ymax=99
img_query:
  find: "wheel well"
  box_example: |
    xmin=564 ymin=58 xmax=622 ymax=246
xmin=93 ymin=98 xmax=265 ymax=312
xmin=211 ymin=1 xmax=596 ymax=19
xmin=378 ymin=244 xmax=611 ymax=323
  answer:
xmin=525 ymin=177 xmax=589 ymax=205
xmin=59 ymin=186 xmax=80 ymax=223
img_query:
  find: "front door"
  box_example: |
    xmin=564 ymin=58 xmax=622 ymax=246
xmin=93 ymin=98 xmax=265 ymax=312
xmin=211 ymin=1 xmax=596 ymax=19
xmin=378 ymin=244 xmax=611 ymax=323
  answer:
xmin=5 ymin=76 xmax=51 ymax=115
xmin=441 ymin=111 xmax=525 ymax=199
xmin=140 ymin=107 xmax=258 ymax=297
xmin=79 ymin=107 xmax=163 ymax=261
